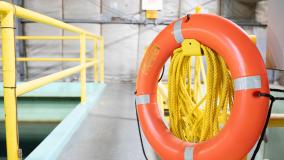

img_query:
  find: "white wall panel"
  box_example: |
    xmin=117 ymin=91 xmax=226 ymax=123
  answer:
xmin=180 ymin=0 xmax=218 ymax=15
xmin=102 ymin=0 xmax=140 ymax=19
xmin=63 ymin=0 xmax=100 ymax=20
xmin=160 ymin=0 xmax=179 ymax=18
xmin=24 ymin=23 xmax=63 ymax=80
xmin=267 ymin=0 xmax=284 ymax=70
xmin=102 ymin=24 xmax=138 ymax=82
xmin=24 ymin=0 xmax=63 ymax=19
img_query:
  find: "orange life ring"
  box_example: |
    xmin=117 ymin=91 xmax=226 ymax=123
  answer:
xmin=135 ymin=14 xmax=269 ymax=160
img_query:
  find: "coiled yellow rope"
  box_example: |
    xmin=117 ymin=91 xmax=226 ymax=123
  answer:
xmin=168 ymin=39 xmax=234 ymax=142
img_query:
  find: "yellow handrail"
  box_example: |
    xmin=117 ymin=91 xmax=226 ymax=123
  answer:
xmin=16 ymin=61 xmax=96 ymax=97
xmin=94 ymin=38 xmax=99 ymax=82
xmin=79 ymin=34 xmax=87 ymax=102
xmin=16 ymin=36 xmax=87 ymax=40
xmin=0 ymin=1 xmax=97 ymax=38
xmin=0 ymin=1 xmax=104 ymax=159
xmin=1 ymin=5 xmax=18 ymax=160
xmin=16 ymin=35 xmax=99 ymax=40
xmin=100 ymin=37 xmax=105 ymax=83
xmin=0 ymin=57 xmax=94 ymax=62
xmin=0 ymin=35 xmax=98 ymax=40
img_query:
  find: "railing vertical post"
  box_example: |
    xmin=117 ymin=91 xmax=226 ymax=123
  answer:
xmin=99 ymin=37 xmax=104 ymax=83
xmin=1 ymin=10 xmax=20 ymax=160
xmin=93 ymin=38 xmax=98 ymax=82
xmin=80 ymin=34 xmax=86 ymax=103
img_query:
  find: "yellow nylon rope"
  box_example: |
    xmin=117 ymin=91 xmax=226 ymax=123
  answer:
xmin=168 ymin=40 xmax=234 ymax=142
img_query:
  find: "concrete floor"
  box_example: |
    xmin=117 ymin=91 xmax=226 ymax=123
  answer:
xmin=58 ymin=83 xmax=158 ymax=160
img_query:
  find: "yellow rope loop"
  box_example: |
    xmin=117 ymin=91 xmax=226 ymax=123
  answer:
xmin=168 ymin=39 xmax=233 ymax=143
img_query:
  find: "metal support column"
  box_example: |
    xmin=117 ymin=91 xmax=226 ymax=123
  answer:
xmin=99 ymin=37 xmax=104 ymax=83
xmin=1 ymin=9 xmax=20 ymax=160
xmin=80 ymin=34 xmax=86 ymax=103
xmin=93 ymin=38 xmax=98 ymax=82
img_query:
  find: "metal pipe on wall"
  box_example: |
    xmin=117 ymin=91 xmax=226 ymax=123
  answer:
xmin=20 ymin=18 xmax=267 ymax=27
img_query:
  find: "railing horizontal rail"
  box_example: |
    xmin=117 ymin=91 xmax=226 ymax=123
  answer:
xmin=0 ymin=1 xmax=98 ymax=38
xmin=16 ymin=61 xmax=96 ymax=96
xmin=15 ymin=36 xmax=98 ymax=40
xmin=269 ymin=114 xmax=284 ymax=127
xmin=0 ymin=57 xmax=94 ymax=62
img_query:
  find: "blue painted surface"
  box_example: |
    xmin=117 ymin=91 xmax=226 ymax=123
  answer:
xmin=0 ymin=82 xmax=104 ymax=122
xmin=25 ymin=83 xmax=105 ymax=160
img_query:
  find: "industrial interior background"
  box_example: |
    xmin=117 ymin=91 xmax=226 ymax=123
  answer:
xmin=1 ymin=0 xmax=279 ymax=83
xmin=1 ymin=0 xmax=284 ymax=159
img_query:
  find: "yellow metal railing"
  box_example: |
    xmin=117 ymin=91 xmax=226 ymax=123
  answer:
xmin=0 ymin=1 xmax=104 ymax=159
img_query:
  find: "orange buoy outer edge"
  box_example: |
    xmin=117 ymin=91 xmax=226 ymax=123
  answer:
xmin=135 ymin=14 xmax=269 ymax=160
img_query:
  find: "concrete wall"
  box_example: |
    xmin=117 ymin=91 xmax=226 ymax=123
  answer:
xmin=21 ymin=0 xmax=220 ymax=83
xmin=267 ymin=0 xmax=284 ymax=70
xmin=0 ymin=1 xmax=270 ymax=83
xmin=0 ymin=0 xmax=268 ymax=83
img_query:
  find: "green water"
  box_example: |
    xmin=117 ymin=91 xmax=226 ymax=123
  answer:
xmin=0 ymin=97 xmax=79 ymax=159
